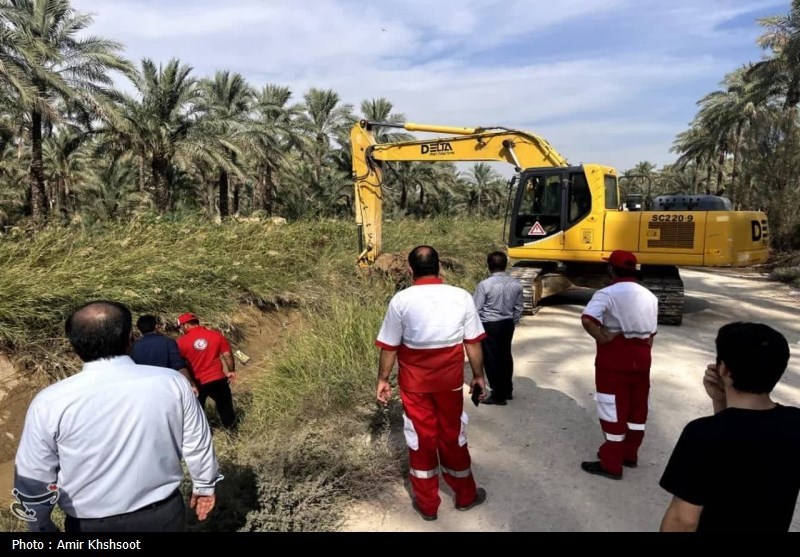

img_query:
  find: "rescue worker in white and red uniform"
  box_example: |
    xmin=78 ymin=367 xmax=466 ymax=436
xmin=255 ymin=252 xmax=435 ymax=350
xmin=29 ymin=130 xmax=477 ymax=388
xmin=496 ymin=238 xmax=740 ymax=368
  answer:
xmin=375 ymin=245 xmax=488 ymax=521
xmin=580 ymin=250 xmax=658 ymax=480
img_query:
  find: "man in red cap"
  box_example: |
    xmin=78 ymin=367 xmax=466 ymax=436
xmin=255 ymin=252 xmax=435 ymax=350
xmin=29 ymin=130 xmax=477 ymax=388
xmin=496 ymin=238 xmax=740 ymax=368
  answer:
xmin=580 ymin=250 xmax=658 ymax=479
xmin=176 ymin=313 xmax=238 ymax=430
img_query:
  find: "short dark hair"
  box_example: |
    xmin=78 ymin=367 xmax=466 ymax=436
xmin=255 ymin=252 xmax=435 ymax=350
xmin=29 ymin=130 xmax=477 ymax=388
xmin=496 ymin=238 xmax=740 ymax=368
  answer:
xmin=65 ymin=301 xmax=133 ymax=363
xmin=136 ymin=314 xmax=158 ymax=334
xmin=487 ymin=251 xmax=508 ymax=272
xmin=408 ymin=245 xmax=439 ymax=278
xmin=716 ymin=322 xmax=790 ymax=394
xmin=610 ymin=265 xmax=639 ymax=279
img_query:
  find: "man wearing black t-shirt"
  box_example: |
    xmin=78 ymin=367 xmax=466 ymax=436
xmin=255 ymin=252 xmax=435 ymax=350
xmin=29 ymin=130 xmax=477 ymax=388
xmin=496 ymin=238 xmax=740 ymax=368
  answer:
xmin=659 ymin=322 xmax=799 ymax=532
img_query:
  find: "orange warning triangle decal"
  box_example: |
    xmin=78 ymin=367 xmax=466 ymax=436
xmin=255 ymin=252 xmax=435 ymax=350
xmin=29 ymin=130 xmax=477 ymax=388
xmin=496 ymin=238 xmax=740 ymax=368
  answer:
xmin=528 ymin=221 xmax=546 ymax=236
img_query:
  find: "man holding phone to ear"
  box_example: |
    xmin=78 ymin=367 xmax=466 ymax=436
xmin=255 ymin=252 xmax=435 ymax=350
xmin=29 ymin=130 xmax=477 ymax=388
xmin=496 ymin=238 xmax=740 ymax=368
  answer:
xmin=659 ymin=322 xmax=800 ymax=532
xmin=375 ymin=246 xmax=488 ymax=521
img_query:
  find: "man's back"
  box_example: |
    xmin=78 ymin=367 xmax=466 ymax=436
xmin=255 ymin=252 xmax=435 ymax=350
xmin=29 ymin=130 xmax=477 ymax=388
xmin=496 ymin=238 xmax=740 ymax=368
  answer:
xmin=177 ymin=326 xmax=229 ymax=384
xmin=132 ymin=333 xmax=185 ymax=370
xmin=660 ymin=404 xmax=800 ymax=532
xmin=587 ymin=281 xmax=658 ymax=338
xmin=474 ymin=273 xmax=523 ymax=323
xmin=376 ymin=280 xmax=485 ymax=393
xmin=15 ymin=356 xmax=213 ymax=519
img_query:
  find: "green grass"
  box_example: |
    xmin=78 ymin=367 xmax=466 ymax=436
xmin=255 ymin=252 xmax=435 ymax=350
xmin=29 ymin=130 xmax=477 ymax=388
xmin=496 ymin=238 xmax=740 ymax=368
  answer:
xmin=0 ymin=215 xmax=505 ymax=531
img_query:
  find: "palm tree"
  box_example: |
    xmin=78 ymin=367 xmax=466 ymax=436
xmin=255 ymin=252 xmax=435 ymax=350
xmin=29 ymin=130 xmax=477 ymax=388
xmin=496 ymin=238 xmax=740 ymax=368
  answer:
xmin=673 ymin=125 xmax=716 ymax=194
xmin=297 ymin=88 xmax=354 ymax=194
xmin=118 ymin=58 xmax=230 ymax=213
xmin=198 ymin=71 xmax=252 ymax=216
xmin=465 ymin=162 xmax=503 ymax=215
xmin=750 ymin=1 xmax=800 ymax=112
xmin=695 ymin=68 xmax=760 ymax=203
xmin=250 ymin=84 xmax=300 ymax=214
xmin=0 ymin=0 xmax=131 ymax=222
xmin=42 ymin=125 xmax=91 ymax=219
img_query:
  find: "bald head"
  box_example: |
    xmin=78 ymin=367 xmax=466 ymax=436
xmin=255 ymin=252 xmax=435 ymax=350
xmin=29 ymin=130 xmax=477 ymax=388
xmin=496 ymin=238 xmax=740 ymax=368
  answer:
xmin=408 ymin=245 xmax=439 ymax=278
xmin=65 ymin=301 xmax=133 ymax=362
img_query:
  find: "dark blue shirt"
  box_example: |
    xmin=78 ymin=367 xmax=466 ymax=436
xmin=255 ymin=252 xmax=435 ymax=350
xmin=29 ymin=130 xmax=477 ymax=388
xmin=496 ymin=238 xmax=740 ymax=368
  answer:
xmin=132 ymin=333 xmax=187 ymax=371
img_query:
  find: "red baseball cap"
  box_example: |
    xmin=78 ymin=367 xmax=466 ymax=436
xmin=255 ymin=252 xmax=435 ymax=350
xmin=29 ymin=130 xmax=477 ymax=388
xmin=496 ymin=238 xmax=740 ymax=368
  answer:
xmin=177 ymin=312 xmax=200 ymax=326
xmin=603 ymin=250 xmax=638 ymax=270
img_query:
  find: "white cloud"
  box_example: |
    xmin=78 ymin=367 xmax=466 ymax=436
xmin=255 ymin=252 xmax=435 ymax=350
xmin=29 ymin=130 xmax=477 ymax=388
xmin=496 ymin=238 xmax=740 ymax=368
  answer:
xmin=72 ymin=0 xmax=784 ymax=169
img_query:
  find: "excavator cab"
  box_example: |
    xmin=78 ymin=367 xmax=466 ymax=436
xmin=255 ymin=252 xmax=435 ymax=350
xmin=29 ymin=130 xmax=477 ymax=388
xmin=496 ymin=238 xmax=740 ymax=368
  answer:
xmin=509 ymin=167 xmax=592 ymax=247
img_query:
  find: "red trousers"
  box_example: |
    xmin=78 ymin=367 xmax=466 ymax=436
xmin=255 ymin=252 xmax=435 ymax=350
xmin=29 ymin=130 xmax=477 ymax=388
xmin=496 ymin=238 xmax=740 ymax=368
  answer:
xmin=595 ymin=367 xmax=650 ymax=475
xmin=400 ymin=389 xmax=478 ymax=516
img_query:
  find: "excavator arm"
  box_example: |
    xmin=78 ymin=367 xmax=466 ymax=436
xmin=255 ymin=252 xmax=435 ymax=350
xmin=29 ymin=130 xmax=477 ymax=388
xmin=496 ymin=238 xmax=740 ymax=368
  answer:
xmin=351 ymin=119 xmax=568 ymax=266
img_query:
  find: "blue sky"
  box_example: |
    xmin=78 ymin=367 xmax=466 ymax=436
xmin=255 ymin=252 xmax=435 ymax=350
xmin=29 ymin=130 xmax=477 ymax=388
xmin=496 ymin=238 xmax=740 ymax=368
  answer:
xmin=73 ymin=0 xmax=788 ymax=172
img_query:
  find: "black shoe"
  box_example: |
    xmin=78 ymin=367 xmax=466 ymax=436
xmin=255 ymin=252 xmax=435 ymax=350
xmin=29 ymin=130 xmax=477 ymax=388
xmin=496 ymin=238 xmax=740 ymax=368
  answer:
xmin=456 ymin=488 xmax=487 ymax=511
xmin=581 ymin=461 xmax=622 ymax=480
xmin=481 ymin=396 xmax=507 ymax=406
xmin=596 ymin=452 xmax=637 ymax=469
xmin=507 ymin=394 xmax=513 ymax=400
xmin=412 ymin=501 xmax=437 ymax=521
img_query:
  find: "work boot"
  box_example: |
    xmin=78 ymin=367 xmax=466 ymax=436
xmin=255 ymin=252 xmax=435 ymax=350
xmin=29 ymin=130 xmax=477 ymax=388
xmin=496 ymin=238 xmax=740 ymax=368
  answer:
xmin=456 ymin=488 xmax=487 ymax=511
xmin=412 ymin=500 xmax=437 ymax=521
xmin=481 ymin=396 xmax=507 ymax=406
xmin=581 ymin=461 xmax=622 ymax=480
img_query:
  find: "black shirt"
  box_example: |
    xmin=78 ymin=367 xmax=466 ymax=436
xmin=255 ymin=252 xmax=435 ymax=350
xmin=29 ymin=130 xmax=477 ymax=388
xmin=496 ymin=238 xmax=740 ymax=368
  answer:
xmin=660 ymin=404 xmax=800 ymax=532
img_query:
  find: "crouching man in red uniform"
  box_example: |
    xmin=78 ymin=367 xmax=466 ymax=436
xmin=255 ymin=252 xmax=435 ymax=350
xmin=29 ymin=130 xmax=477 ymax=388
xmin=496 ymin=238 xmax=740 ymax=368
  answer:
xmin=375 ymin=246 xmax=488 ymax=520
xmin=580 ymin=250 xmax=658 ymax=480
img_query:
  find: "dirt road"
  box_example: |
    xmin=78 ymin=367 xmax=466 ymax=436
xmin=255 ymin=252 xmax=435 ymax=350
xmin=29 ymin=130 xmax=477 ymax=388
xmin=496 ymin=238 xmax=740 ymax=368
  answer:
xmin=342 ymin=268 xmax=800 ymax=532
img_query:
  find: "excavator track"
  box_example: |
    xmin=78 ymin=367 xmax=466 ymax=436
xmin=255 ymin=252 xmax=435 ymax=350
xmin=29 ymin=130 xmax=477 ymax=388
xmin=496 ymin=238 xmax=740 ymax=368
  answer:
xmin=641 ymin=268 xmax=685 ymax=326
xmin=509 ymin=266 xmax=544 ymax=316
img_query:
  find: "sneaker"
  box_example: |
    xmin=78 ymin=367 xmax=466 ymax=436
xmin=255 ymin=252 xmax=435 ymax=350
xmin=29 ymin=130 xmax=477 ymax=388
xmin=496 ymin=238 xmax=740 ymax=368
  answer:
xmin=456 ymin=488 xmax=487 ymax=511
xmin=481 ymin=396 xmax=507 ymax=406
xmin=581 ymin=461 xmax=622 ymax=480
xmin=412 ymin=501 xmax=437 ymax=521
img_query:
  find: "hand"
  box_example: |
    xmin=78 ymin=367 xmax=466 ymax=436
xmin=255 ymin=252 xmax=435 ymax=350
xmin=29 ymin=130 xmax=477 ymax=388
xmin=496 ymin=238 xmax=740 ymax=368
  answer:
xmin=703 ymin=363 xmax=726 ymax=403
xmin=376 ymin=379 xmax=392 ymax=406
xmin=470 ymin=376 xmax=487 ymax=400
xmin=190 ymin=494 xmax=216 ymax=521
xmin=226 ymin=372 xmax=236 ymax=384
xmin=599 ymin=328 xmax=620 ymax=345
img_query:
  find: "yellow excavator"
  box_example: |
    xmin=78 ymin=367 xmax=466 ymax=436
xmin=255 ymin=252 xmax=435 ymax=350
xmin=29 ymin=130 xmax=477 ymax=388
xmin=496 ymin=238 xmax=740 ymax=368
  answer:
xmin=351 ymin=120 xmax=770 ymax=325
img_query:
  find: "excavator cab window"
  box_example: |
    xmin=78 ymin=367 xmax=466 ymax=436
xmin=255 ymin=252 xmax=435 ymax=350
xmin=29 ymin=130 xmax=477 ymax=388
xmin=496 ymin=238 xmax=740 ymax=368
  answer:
xmin=568 ymin=172 xmax=591 ymax=223
xmin=511 ymin=169 xmax=568 ymax=244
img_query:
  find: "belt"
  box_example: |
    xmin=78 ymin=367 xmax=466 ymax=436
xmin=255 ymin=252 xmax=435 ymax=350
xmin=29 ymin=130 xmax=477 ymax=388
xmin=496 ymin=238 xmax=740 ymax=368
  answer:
xmin=135 ymin=488 xmax=181 ymax=513
xmin=67 ymin=489 xmax=181 ymax=522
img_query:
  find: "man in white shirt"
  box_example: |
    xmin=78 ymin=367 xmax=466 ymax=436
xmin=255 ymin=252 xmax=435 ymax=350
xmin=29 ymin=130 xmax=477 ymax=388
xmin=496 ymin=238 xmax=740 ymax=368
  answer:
xmin=13 ymin=300 xmax=223 ymax=532
xmin=376 ymin=246 xmax=488 ymax=521
xmin=580 ymin=251 xmax=658 ymax=480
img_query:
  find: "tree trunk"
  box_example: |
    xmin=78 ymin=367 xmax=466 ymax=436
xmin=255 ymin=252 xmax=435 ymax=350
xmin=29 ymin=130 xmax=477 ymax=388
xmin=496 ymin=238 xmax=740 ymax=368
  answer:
xmin=205 ymin=181 xmax=216 ymax=217
xmin=400 ymin=181 xmax=407 ymax=213
xmin=715 ymin=149 xmax=726 ymax=193
xmin=29 ymin=110 xmax=47 ymax=222
xmin=254 ymin=173 xmax=267 ymax=211
xmin=232 ymin=179 xmax=240 ymax=215
xmin=218 ymin=169 xmax=229 ymax=217
xmin=704 ymin=160 xmax=713 ymax=195
xmin=138 ymin=148 xmax=147 ymax=193
xmin=692 ymin=157 xmax=701 ymax=194
xmin=730 ymin=122 xmax=743 ymax=206
xmin=151 ymin=156 xmax=170 ymax=213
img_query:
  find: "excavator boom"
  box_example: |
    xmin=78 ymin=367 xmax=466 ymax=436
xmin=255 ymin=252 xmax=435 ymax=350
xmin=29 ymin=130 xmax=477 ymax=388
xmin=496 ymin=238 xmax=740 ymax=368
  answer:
xmin=351 ymin=119 xmax=567 ymax=265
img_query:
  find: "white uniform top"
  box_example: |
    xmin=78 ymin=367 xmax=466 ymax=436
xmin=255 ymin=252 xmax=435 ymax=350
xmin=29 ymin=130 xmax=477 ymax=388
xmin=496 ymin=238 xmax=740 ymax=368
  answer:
xmin=582 ymin=280 xmax=658 ymax=339
xmin=376 ymin=278 xmax=486 ymax=392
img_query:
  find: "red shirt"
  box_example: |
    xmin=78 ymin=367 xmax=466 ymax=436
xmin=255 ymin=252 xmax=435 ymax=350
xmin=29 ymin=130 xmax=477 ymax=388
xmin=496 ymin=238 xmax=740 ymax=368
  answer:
xmin=177 ymin=326 xmax=231 ymax=385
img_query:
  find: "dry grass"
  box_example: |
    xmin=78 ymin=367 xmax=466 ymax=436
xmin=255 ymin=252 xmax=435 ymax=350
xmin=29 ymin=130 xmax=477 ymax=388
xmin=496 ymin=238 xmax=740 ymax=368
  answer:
xmin=0 ymin=216 xmax=504 ymax=531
